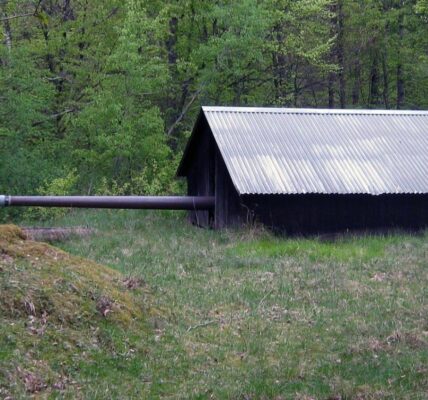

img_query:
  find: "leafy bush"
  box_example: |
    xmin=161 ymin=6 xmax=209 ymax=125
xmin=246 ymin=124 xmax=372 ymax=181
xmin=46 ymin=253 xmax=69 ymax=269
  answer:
xmin=94 ymin=159 xmax=183 ymax=196
xmin=23 ymin=170 xmax=79 ymax=221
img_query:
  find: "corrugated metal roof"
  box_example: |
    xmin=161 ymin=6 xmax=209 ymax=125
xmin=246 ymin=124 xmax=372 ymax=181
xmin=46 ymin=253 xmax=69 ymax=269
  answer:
xmin=199 ymin=106 xmax=428 ymax=195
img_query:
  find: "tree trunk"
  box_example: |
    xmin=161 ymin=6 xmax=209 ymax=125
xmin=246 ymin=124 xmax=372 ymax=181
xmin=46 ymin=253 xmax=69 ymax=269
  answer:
xmin=352 ymin=57 xmax=361 ymax=105
xmin=382 ymin=50 xmax=389 ymax=108
xmin=368 ymin=53 xmax=381 ymax=107
xmin=328 ymin=72 xmax=335 ymax=108
xmin=166 ymin=16 xmax=178 ymax=66
xmin=327 ymin=1 xmax=338 ymax=108
xmin=165 ymin=15 xmax=180 ymax=146
xmin=293 ymin=63 xmax=299 ymax=106
xmin=1 ymin=0 xmax=12 ymax=52
xmin=396 ymin=8 xmax=405 ymax=109
xmin=337 ymin=0 xmax=346 ymax=108
xmin=272 ymin=23 xmax=287 ymax=102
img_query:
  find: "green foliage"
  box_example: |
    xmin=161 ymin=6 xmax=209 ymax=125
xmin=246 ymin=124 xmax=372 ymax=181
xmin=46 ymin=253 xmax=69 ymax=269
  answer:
xmin=1 ymin=0 xmax=428 ymax=223
xmin=416 ymin=0 xmax=428 ymax=15
xmin=37 ymin=169 xmax=79 ymax=197
xmin=230 ymin=234 xmax=404 ymax=263
xmin=129 ymin=159 xmax=183 ymax=195
xmin=0 ymin=42 xmax=59 ymax=204
xmin=94 ymin=161 xmax=182 ymax=196
xmin=66 ymin=0 xmax=173 ymax=193
xmin=23 ymin=169 xmax=79 ymax=221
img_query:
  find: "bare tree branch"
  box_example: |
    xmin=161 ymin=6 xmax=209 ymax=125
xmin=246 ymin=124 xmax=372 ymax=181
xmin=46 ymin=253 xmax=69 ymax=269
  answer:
xmin=0 ymin=12 xmax=34 ymax=22
xmin=34 ymin=0 xmax=43 ymax=14
xmin=32 ymin=108 xmax=76 ymax=127
xmin=167 ymin=88 xmax=202 ymax=137
xmin=0 ymin=0 xmax=43 ymax=22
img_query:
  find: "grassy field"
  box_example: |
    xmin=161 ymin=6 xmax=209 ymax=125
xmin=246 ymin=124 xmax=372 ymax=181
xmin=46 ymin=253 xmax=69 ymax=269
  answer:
xmin=1 ymin=210 xmax=428 ymax=399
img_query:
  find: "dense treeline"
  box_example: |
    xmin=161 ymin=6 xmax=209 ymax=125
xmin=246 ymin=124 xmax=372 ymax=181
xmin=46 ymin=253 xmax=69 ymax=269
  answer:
xmin=1 ymin=0 xmax=427 ymax=215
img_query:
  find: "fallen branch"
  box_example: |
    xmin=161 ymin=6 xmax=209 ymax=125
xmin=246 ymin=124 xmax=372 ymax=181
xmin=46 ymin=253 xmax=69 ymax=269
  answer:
xmin=22 ymin=227 xmax=96 ymax=242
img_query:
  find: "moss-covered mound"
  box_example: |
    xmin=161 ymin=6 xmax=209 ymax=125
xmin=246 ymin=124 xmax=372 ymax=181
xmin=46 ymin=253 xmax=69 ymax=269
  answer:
xmin=0 ymin=225 xmax=153 ymax=398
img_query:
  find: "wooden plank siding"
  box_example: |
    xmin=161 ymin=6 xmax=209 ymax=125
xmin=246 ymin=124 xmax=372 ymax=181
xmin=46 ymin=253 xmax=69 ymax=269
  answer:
xmin=214 ymin=145 xmax=245 ymax=229
xmin=241 ymin=194 xmax=428 ymax=234
xmin=186 ymin=117 xmax=214 ymax=227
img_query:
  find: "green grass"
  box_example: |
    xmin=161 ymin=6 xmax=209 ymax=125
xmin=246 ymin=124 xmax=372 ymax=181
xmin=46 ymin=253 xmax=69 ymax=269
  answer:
xmin=230 ymin=234 xmax=405 ymax=263
xmin=1 ymin=209 xmax=428 ymax=399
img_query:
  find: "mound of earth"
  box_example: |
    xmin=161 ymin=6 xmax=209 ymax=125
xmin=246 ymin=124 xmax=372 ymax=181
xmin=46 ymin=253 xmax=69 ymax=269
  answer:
xmin=0 ymin=225 xmax=153 ymax=398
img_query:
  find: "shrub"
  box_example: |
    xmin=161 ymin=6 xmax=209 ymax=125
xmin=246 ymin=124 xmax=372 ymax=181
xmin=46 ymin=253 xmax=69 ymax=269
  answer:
xmin=23 ymin=170 xmax=79 ymax=221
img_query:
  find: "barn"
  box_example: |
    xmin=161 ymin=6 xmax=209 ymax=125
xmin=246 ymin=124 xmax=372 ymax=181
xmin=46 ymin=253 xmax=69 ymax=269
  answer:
xmin=177 ymin=107 xmax=428 ymax=234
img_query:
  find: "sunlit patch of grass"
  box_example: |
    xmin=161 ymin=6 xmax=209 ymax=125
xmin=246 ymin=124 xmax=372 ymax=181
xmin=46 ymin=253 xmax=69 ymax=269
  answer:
xmin=229 ymin=233 xmax=408 ymax=263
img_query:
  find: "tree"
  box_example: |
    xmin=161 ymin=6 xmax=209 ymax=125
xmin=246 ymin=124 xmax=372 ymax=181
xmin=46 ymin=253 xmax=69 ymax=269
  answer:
xmin=1 ymin=0 xmax=428 ymax=219
xmin=69 ymin=0 xmax=172 ymax=192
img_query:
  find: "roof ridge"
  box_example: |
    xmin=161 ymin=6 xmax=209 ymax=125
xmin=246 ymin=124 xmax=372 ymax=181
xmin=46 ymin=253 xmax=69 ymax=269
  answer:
xmin=202 ymin=106 xmax=428 ymax=116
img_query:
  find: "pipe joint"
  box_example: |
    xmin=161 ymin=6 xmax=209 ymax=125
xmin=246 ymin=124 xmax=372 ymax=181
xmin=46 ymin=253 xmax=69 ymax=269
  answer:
xmin=0 ymin=195 xmax=9 ymax=208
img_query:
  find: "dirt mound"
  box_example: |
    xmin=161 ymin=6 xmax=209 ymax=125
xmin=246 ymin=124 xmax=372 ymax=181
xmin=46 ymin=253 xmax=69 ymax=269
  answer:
xmin=0 ymin=224 xmax=26 ymax=241
xmin=0 ymin=224 xmax=147 ymax=325
xmin=0 ymin=225 xmax=153 ymax=398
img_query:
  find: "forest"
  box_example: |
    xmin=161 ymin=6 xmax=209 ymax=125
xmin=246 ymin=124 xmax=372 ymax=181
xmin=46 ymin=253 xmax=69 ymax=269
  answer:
xmin=1 ymin=0 xmax=428 ymax=216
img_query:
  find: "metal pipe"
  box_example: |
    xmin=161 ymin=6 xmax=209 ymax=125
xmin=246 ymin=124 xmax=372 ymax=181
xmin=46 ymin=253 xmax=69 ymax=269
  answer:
xmin=0 ymin=195 xmax=214 ymax=210
xmin=0 ymin=195 xmax=7 ymax=207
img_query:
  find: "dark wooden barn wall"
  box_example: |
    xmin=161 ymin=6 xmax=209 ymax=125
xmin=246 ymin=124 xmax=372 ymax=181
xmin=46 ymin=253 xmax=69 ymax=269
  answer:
xmin=185 ymin=117 xmax=246 ymax=229
xmin=242 ymin=194 xmax=428 ymax=234
xmin=186 ymin=118 xmax=215 ymax=227
xmin=214 ymin=146 xmax=244 ymax=229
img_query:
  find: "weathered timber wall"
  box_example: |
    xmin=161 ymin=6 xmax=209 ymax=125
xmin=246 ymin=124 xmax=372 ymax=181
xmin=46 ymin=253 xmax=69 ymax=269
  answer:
xmin=186 ymin=117 xmax=214 ymax=227
xmin=242 ymin=194 xmax=428 ymax=234
xmin=214 ymin=146 xmax=244 ymax=229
